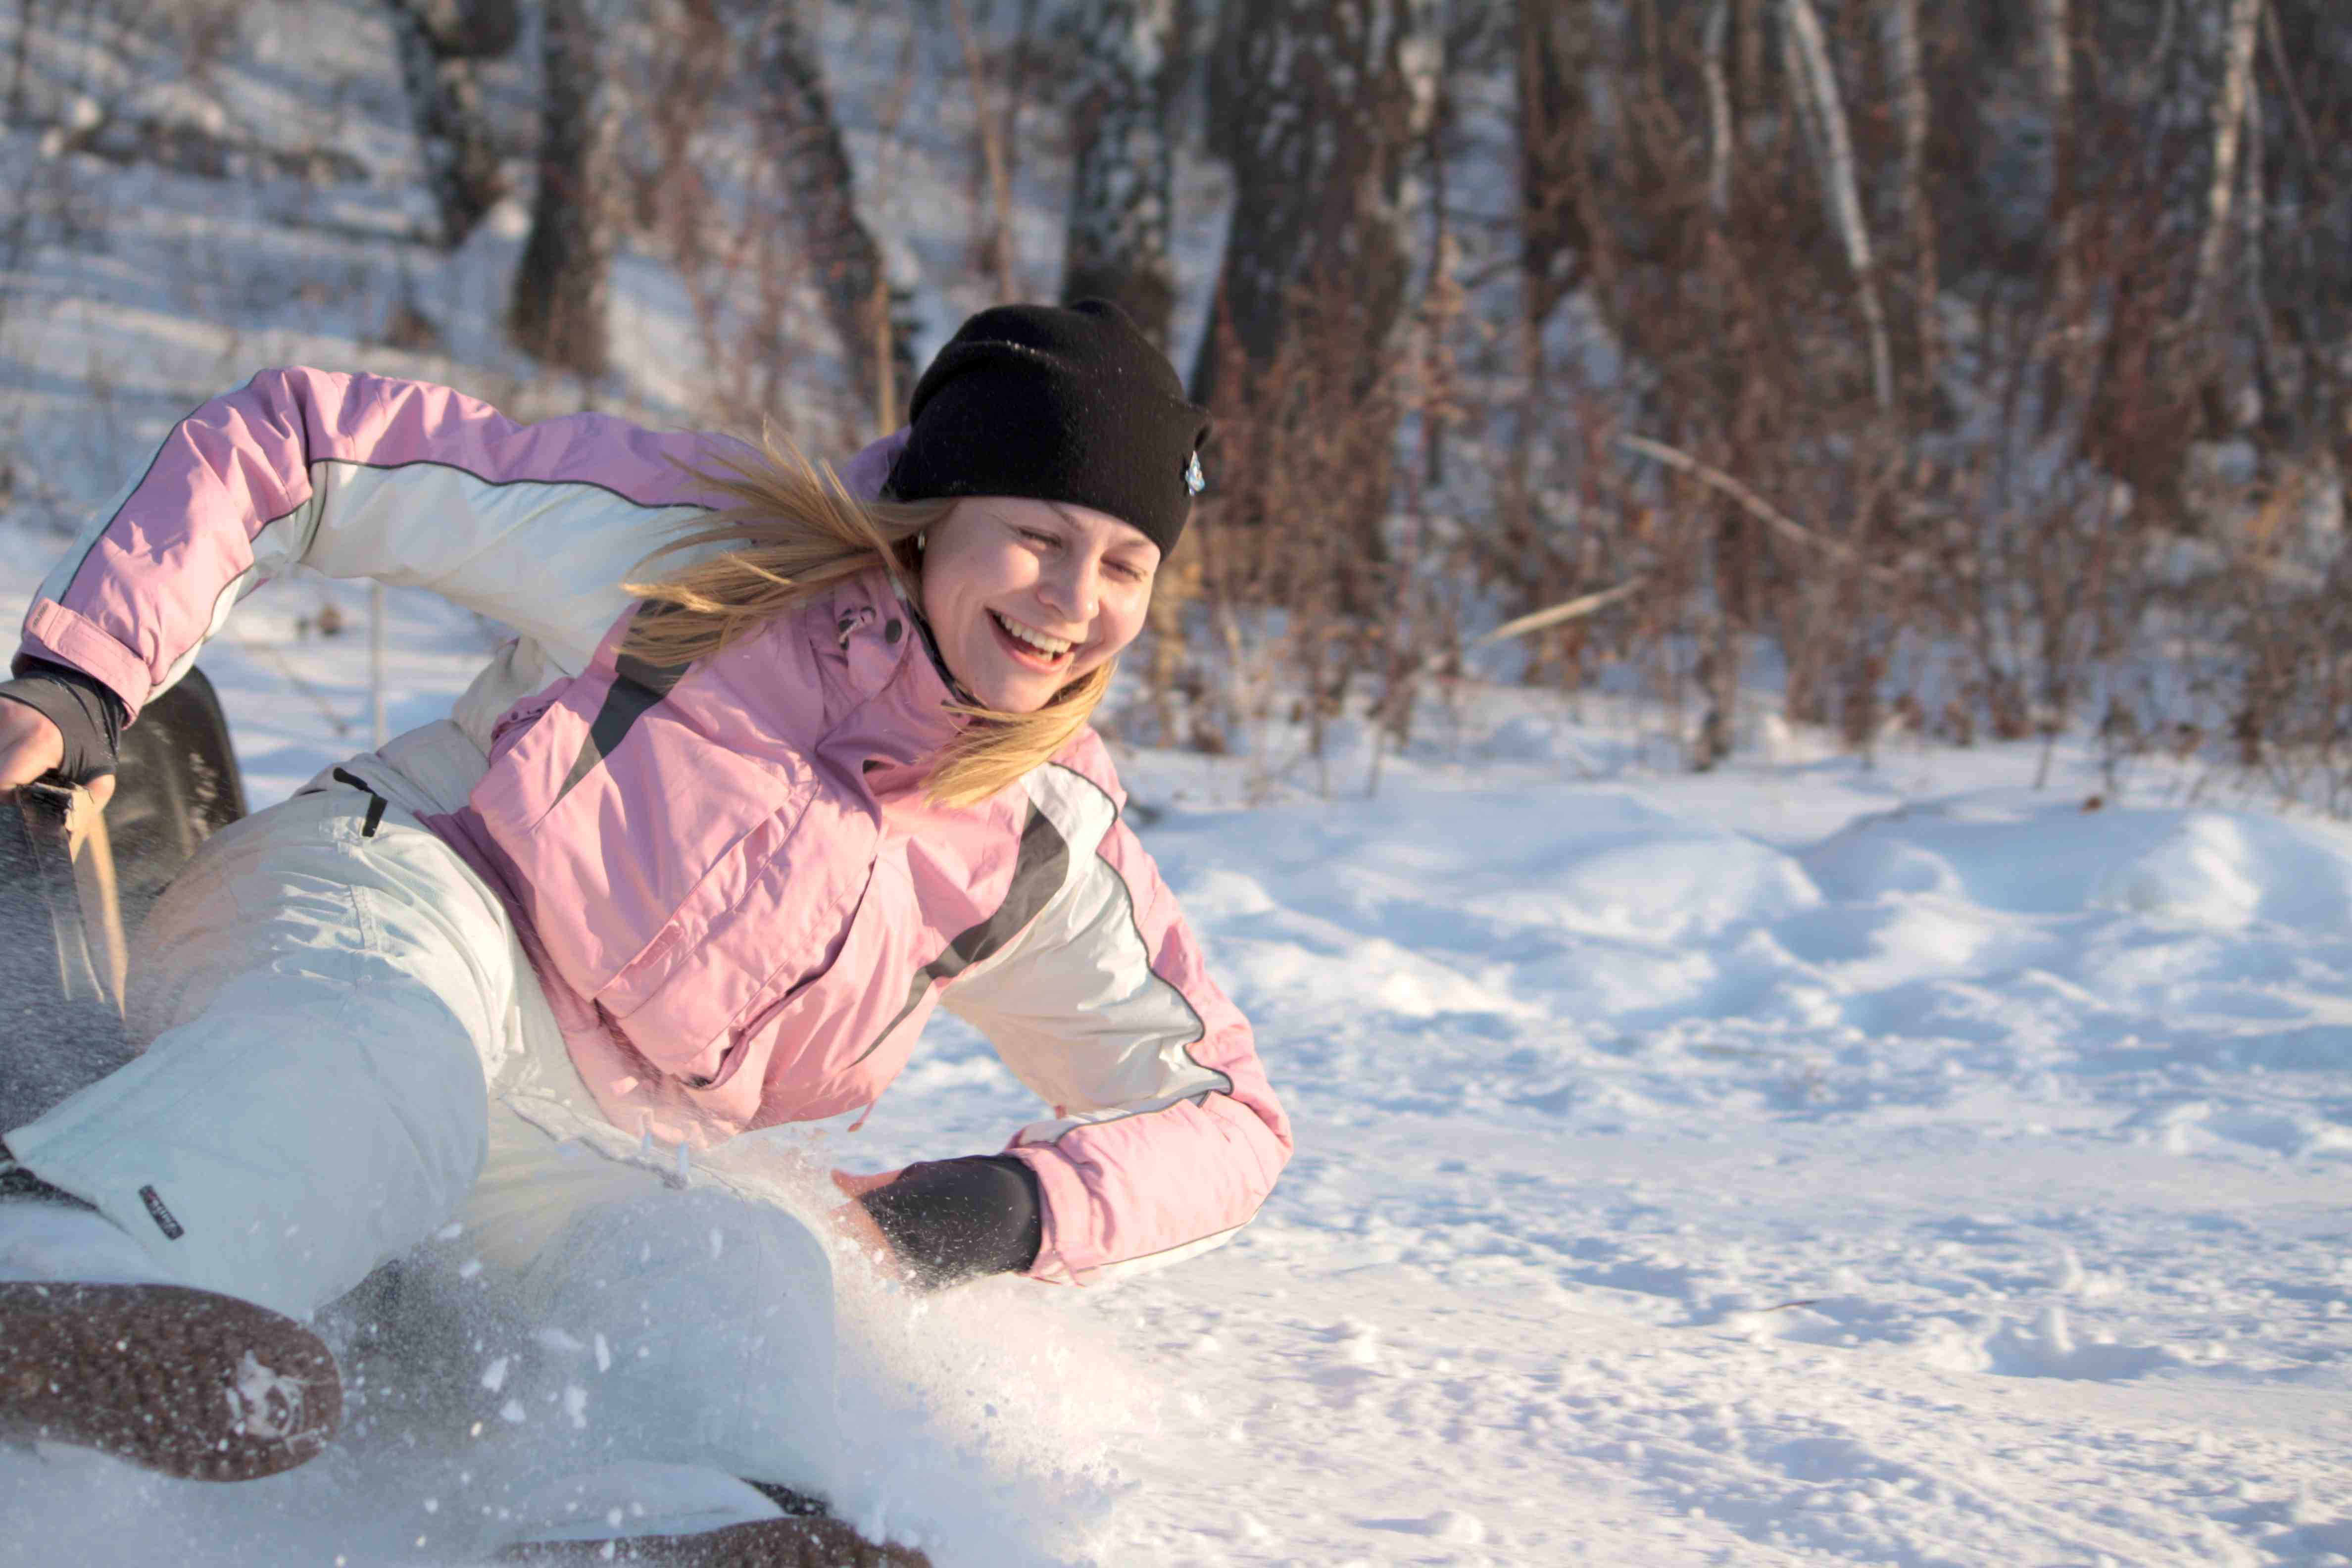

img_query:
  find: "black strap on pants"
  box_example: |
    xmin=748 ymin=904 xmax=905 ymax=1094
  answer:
xmin=330 ymin=767 xmax=389 ymax=838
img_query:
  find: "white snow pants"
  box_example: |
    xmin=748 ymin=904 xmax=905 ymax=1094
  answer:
xmin=0 ymin=723 xmax=841 ymax=1497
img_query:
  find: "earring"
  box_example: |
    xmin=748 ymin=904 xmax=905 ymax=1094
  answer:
xmin=915 ymin=533 xmax=928 ymax=553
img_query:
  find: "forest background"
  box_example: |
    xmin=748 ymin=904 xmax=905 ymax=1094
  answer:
xmin=2 ymin=0 xmax=2349 ymax=811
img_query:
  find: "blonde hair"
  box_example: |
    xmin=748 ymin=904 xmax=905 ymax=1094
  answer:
xmin=621 ymin=429 xmax=1115 ymax=808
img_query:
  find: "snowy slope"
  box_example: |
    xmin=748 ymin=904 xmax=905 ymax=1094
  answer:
xmin=3 ymin=2 xmax=2352 ymax=1562
xmin=2 ymin=564 xmax=2351 ymax=1566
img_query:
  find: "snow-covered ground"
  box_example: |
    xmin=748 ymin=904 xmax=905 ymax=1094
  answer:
xmin=2 ymin=564 xmax=2351 ymax=1567
xmin=4 ymin=3 xmax=2352 ymax=1562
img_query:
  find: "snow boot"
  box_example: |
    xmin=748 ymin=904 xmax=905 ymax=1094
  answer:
xmin=0 ymin=1167 xmax=343 ymax=1481
xmin=0 ymin=1279 xmax=343 ymax=1480
xmin=498 ymin=1480 xmax=931 ymax=1566
xmin=500 ymin=1513 xmax=932 ymax=1567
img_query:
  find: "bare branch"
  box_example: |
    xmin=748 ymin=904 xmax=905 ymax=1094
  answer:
xmin=1617 ymin=435 xmax=1899 ymax=582
xmin=1472 ymin=576 xmax=1650 ymax=648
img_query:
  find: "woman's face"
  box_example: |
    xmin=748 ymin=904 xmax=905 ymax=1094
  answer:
xmin=917 ymin=495 xmax=1160 ymax=712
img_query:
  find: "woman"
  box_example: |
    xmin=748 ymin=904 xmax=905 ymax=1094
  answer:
xmin=0 ymin=301 xmax=1290 ymax=1520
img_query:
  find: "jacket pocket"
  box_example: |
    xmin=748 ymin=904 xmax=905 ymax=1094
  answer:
xmin=673 ymin=854 xmax=882 ymax=1096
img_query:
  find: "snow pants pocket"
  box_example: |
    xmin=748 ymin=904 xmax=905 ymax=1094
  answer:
xmin=1 ymin=784 xmax=529 ymax=1320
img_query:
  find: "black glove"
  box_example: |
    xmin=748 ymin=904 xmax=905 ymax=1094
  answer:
xmin=0 ymin=657 xmax=127 ymax=785
xmin=856 ymin=1155 xmax=1044 ymax=1289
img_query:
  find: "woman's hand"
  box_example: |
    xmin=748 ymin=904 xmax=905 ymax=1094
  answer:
xmin=0 ymin=700 xmax=113 ymax=809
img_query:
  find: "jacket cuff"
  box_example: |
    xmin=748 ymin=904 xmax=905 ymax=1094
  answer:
xmin=1005 ymin=1143 xmax=1095 ymax=1286
xmin=0 ymin=657 xmax=128 ymax=782
xmin=23 ymin=599 xmax=154 ymax=720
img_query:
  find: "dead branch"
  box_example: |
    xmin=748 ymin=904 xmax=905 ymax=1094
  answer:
xmin=1616 ymin=434 xmax=1899 ymax=583
xmin=1471 ymin=575 xmax=1650 ymax=648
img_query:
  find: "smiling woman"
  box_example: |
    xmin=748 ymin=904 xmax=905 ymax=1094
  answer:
xmin=620 ymin=299 xmax=1206 ymax=809
xmin=0 ymin=301 xmax=1287 ymax=1551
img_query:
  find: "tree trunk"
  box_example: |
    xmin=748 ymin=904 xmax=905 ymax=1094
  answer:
xmin=1881 ymin=0 xmax=1935 ymax=381
xmin=2189 ymin=0 xmax=2263 ymax=331
xmin=405 ymin=0 xmax=520 ymax=58
xmin=751 ymin=1 xmax=916 ymax=431
xmin=2031 ymin=0 xmax=2085 ymax=406
xmin=1518 ymin=0 xmax=1593 ymax=333
xmin=510 ymin=0 xmax=617 ymax=376
xmin=1060 ymin=0 xmax=1181 ymax=349
xmin=1189 ymin=0 xmax=1442 ymax=407
xmin=1701 ymin=0 xmax=1733 ymax=223
xmin=1780 ymin=0 xmax=1893 ymax=414
xmin=387 ymin=0 xmax=508 ymax=249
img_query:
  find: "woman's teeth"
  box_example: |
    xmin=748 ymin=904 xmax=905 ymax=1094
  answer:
xmin=992 ymin=611 xmax=1072 ymax=658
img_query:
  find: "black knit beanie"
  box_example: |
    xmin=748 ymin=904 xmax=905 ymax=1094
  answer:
xmin=884 ymin=299 xmax=1211 ymax=558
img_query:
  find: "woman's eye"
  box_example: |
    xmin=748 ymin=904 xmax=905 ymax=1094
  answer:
xmin=1107 ymin=560 xmax=1145 ymax=583
xmin=1019 ymin=529 xmax=1059 ymax=548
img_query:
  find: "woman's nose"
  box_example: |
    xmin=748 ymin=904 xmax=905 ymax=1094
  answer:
xmin=1039 ymin=555 xmax=1098 ymax=623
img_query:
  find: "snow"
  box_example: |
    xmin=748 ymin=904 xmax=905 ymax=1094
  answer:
xmin=4 ymin=558 xmax=2351 ymax=1565
xmin=2 ymin=3 xmax=2351 ymax=1564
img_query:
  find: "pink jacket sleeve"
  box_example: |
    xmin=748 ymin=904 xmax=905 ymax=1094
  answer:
xmin=939 ymin=760 xmax=1293 ymax=1285
xmin=19 ymin=366 xmax=732 ymax=720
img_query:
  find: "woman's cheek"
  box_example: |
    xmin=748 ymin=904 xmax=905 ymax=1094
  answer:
xmin=1108 ymin=592 xmax=1151 ymax=655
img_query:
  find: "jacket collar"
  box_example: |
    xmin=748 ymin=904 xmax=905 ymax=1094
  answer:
xmin=815 ymin=568 xmax=968 ymax=779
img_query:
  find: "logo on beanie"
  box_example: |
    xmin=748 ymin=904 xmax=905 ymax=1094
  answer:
xmin=1184 ymin=450 xmax=1205 ymax=496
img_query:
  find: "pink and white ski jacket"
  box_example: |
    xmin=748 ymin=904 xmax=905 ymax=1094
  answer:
xmin=15 ymin=367 xmax=1291 ymax=1286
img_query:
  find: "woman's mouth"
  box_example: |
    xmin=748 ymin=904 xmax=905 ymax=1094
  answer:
xmin=988 ymin=609 xmax=1077 ymax=671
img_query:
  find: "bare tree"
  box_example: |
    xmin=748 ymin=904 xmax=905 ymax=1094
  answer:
xmin=1189 ymin=0 xmax=1442 ymax=406
xmin=510 ymin=0 xmax=617 ymax=376
xmin=2189 ymin=0 xmax=2264 ymax=332
xmin=404 ymin=0 xmax=521 ymax=54
xmin=1060 ymin=0 xmax=1184 ymax=348
xmin=1701 ymin=0 xmax=1734 ymax=224
xmin=1518 ymin=0 xmax=1593 ymax=336
xmin=749 ymin=1 xmax=915 ymax=433
xmin=386 ymin=0 xmax=517 ymax=249
xmin=1881 ymin=0 xmax=1936 ymax=382
xmin=1780 ymin=0 xmax=1893 ymax=414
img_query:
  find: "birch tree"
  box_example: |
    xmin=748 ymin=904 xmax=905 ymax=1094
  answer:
xmin=1060 ymin=0 xmax=1182 ymax=349
xmin=2188 ymin=0 xmax=2264 ymax=333
xmin=510 ymin=0 xmax=617 ymax=375
xmin=1880 ymin=0 xmax=1935 ymax=378
xmin=1780 ymin=0 xmax=1892 ymax=414
xmin=1701 ymin=0 xmax=1733 ymax=225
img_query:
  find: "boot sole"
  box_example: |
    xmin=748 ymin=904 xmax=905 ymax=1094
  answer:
xmin=0 ymin=1281 xmax=341 ymax=1481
